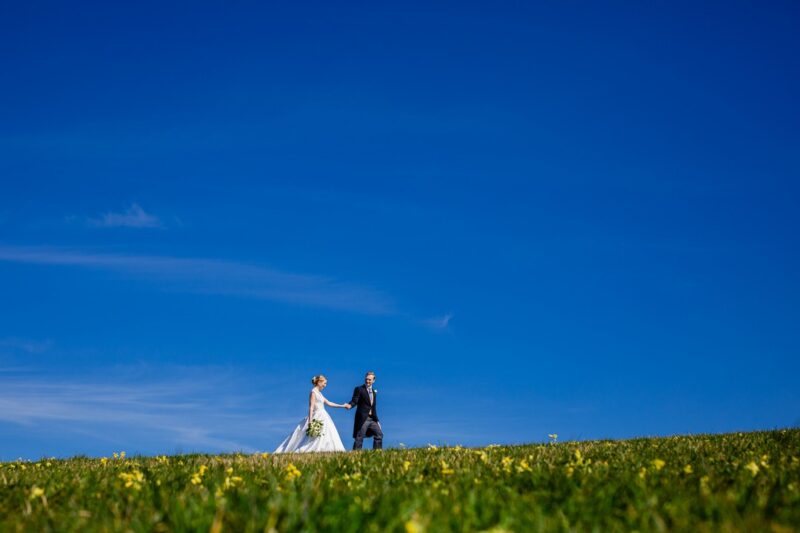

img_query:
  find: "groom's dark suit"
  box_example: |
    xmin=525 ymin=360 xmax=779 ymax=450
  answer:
xmin=350 ymin=385 xmax=382 ymax=450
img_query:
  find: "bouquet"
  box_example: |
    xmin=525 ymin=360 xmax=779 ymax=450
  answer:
xmin=306 ymin=419 xmax=324 ymax=438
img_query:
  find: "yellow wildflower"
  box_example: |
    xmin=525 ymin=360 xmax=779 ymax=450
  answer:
xmin=405 ymin=518 xmax=424 ymax=533
xmin=223 ymin=475 xmax=243 ymax=490
xmin=100 ymin=457 xmax=108 ymax=465
xmin=699 ymin=475 xmax=711 ymax=495
xmin=440 ymin=460 xmax=455 ymax=476
xmin=119 ymin=451 xmax=126 ymax=459
xmin=745 ymin=461 xmax=760 ymax=476
xmin=118 ymin=470 xmax=144 ymax=490
xmin=261 ymin=452 xmax=269 ymax=459
xmin=638 ymin=467 xmax=647 ymax=479
xmin=501 ymin=456 xmax=514 ymax=473
xmin=652 ymin=459 xmax=666 ymax=471
xmin=516 ymin=459 xmax=532 ymax=473
xmin=190 ymin=465 xmax=208 ymax=485
xmin=403 ymin=460 xmax=412 ymax=472
xmin=29 ymin=486 xmax=45 ymax=500
xmin=284 ymin=463 xmax=302 ymax=481
xmin=683 ymin=464 xmax=693 ymax=474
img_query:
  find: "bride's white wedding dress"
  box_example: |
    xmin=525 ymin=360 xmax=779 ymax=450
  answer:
xmin=274 ymin=388 xmax=346 ymax=453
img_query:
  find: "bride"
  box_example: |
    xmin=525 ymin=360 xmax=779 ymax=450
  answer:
xmin=274 ymin=374 xmax=348 ymax=453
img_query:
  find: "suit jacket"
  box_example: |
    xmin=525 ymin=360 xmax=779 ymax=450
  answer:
xmin=350 ymin=385 xmax=379 ymax=438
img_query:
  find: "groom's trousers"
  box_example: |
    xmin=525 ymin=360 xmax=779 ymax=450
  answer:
xmin=353 ymin=419 xmax=383 ymax=450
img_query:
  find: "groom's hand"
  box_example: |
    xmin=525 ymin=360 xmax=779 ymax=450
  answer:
xmin=344 ymin=404 xmax=352 ymax=410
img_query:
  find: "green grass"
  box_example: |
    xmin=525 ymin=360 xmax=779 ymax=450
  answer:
xmin=2 ymin=429 xmax=799 ymax=532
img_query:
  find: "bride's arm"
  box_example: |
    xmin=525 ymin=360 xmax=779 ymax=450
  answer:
xmin=323 ymin=397 xmax=347 ymax=408
xmin=308 ymin=390 xmax=315 ymax=420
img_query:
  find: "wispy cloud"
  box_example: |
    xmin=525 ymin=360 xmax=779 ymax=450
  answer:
xmin=422 ymin=313 xmax=453 ymax=330
xmin=0 ymin=366 xmax=298 ymax=456
xmin=0 ymin=245 xmax=394 ymax=315
xmin=88 ymin=203 xmax=162 ymax=228
xmin=0 ymin=337 xmax=53 ymax=354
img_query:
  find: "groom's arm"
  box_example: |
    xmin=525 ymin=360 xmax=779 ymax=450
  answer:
xmin=349 ymin=387 xmax=361 ymax=407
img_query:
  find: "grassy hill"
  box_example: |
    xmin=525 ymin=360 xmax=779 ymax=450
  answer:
xmin=1 ymin=429 xmax=798 ymax=532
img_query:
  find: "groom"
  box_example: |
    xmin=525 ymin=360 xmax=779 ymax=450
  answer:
xmin=345 ymin=371 xmax=383 ymax=450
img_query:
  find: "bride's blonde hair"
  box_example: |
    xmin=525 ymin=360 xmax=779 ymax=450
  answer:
xmin=311 ymin=374 xmax=326 ymax=386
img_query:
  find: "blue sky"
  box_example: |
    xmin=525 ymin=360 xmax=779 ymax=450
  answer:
xmin=1 ymin=1 xmax=799 ymax=459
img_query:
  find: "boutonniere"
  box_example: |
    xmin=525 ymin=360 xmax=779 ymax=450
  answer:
xmin=373 ymin=389 xmax=378 ymax=394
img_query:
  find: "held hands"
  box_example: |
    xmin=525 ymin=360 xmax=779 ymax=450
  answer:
xmin=344 ymin=403 xmax=352 ymax=410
